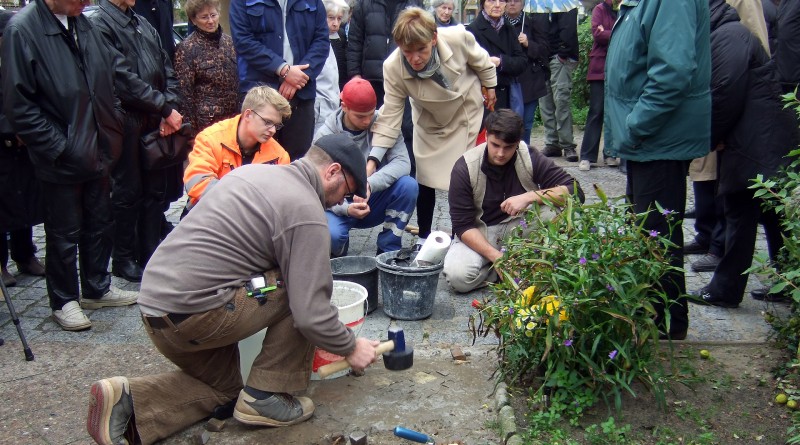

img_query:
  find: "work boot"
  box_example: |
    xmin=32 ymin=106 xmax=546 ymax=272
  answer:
xmin=16 ymin=256 xmax=45 ymax=276
xmin=1 ymin=267 xmax=16 ymax=287
xmin=542 ymin=145 xmax=561 ymax=157
xmin=81 ymin=287 xmax=139 ymax=310
xmin=87 ymin=376 xmax=133 ymax=445
xmin=53 ymin=301 xmax=92 ymax=331
xmin=690 ymin=254 xmax=720 ymax=272
xmin=111 ymin=260 xmax=143 ymax=283
xmin=683 ymin=240 xmax=708 ymax=255
xmin=233 ymin=390 xmax=315 ymax=426
xmin=564 ymin=146 xmax=578 ymax=162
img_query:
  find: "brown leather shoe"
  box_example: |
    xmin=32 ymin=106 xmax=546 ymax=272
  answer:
xmin=1 ymin=267 xmax=16 ymax=287
xmin=16 ymin=257 xmax=45 ymax=276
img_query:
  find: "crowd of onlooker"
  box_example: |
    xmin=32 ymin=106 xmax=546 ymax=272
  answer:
xmin=0 ymin=0 xmax=799 ymax=339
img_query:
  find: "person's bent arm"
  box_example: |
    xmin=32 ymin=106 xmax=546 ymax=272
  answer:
xmin=500 ymin=185 xmax=570 ymax=216
xmin=459 ymin=228 xmax=504 ymax=266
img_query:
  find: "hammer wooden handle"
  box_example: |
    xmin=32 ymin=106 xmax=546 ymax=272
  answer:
xmin=316 ymin=340 xmax=395 ymax=379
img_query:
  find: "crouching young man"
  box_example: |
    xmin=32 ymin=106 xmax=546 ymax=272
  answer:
xmin=443 ymin=110 xmax=584 ymax=292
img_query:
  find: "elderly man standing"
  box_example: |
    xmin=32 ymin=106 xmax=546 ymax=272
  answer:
xmin=315 ymin=78 xmax=418 ymax=256
xmin=1 ymin=0 xmax=139 ymax=330
xmin=86 ymin=134 xmax=382 ymax=445
xmin=604 ymin=0 xmax=711 ymax=340
xmin=229 ymin=0 xmax=329 ymax=160
xmin=444 ymin=110 xmax=583 ymax=293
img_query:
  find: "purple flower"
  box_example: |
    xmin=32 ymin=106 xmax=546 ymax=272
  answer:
xmin=519 ymin=220 xmax=528 ymax=229
xmin=661 ymin=209 xmax=673 ymax=217
xmin=590 ymin=227 xmax=598 ymax=233
xmin=606 ymin=284 xmax=615 ymax=292
xmin=617 ymin=227 xmax=625 ymax=235
xmin=564 ymin=339 xmax=573 ymax=347
xmin=579 ymin=257 xmax=587 ymax=265
xmin=592 ymin=253 xmax=600 ymax=260
xmin=500 ymin=247 xmax=507 ymax=254
xmin=514 ymin=277 xmax=520 ymax=284
xmin=609 ymin=350 xmax=618 ymax=360
xmin=649 ymin=230 xmax=659 ymax=237
xmin=508 ymin=307 xmax=514 ymax=314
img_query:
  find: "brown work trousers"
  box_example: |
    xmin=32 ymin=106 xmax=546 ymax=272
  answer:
xmin=131 ymin=281 xmax=315 ymax=444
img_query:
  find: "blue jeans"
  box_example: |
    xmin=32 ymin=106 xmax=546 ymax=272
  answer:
xmin=522 ymin=100 xmax=538 ymax=146
xmin=327 ymin=176 xmax=418 ymax=256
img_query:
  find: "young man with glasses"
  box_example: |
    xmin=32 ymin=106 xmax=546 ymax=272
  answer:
xmin=184 ymin=86 xmax=292 ymax=210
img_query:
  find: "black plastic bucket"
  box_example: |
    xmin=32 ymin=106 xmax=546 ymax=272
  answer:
xmin=376 ymin=250 xmax=443 ymax=320
xmin=330 ymin=256 xmax=379 ymax=313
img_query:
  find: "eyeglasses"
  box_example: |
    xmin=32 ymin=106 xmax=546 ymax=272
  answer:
xmin=251 ymin=110 xmax=284 ymax=131
xmin=340 ymin=168 xmax=354 ymax=200
xmin=195 ymin=12 xmax=219 ymax=21
xmin=488 ymin=0 xmax=507 ymax=3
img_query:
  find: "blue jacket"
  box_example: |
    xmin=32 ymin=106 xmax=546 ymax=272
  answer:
xmin=229 ymin=0 xmax=329 ymax=100
xmin=603 ymin=0 xmax=711 ymax=162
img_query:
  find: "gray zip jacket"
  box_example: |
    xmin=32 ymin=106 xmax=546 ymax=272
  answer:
xmin=314 ymin=108 xmax=410 ymax=216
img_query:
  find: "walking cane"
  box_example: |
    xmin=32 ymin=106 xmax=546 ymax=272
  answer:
xmin=0 ymin=276 xmax=35 ymax=361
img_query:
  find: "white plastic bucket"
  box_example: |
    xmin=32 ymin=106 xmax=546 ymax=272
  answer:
xmin=310 ymin=280 xmax=368 ymax=380
xmin=238 ymin=280 xmax=367 ymax=382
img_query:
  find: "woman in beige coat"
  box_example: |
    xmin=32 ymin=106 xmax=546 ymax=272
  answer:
xmin=370 ymin=7 xmax=497 ymax=243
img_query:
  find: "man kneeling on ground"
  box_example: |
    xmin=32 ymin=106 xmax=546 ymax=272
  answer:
xmin=86 ymin=134 xmax=381 ymax=445
xmin=315 ymin=78 xmax=418 ymax=256
xmin=444 ymin=109 xmax=584 ymax=292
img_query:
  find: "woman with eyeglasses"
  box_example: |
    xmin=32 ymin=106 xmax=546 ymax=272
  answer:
xmin=175 ymin=0 xmax=239 ymax=134
xmin=466 ymin=0 xmax=528 ymax=112
xmin=88 ymin=0 xmax=184 ymax=277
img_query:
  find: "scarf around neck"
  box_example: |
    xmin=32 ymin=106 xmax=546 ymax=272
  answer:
xmin=402 ymin=45 xmax=451 ymax=90
xmin=482 ymin=10 xmax=504 ymax=32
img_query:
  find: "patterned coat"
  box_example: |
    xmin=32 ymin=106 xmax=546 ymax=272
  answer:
xmin=175 ymin=27 xmax=239 ymax=133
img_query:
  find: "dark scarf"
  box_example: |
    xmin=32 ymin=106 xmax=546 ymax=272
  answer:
xmin=504 ymin=12 xmax=522 ymax=27
xmin=196 ymin=25 xmax=223 ymax=43
xmin=482 ymin=10 xmax=504 ymax=32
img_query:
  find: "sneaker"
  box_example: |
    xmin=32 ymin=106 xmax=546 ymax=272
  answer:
xmin=233 ymin=390 xmax=315 ymax=426
xmin=605 ymin=157 xmax=619 ymax=167
xmin=16 ymin=257 xmax=45 ymax=276
xmin=690 ymin=254 xmax=720 ymax=272
xmin=564 ymin=146 xmax=579 ymax=162
xmin=81 ymin=287 xmax=139 ymax=310
xmin=1 ymin=267 xmax=16 ymax=287
xmin=578 ymin=160 xmax=591 ymax=171
xmin=87 ymin=376 xmax=133 ymax=445
xmin=750 ymin=287 xmax=791 ymax=303
xmin=542 ymin=145 xmax=561 ymax=157
xmin=689 ymin=286 xmax=739 ymax=308
xmin=683 ymin=240 xmax=708 ymax=255
xmin=53 ymin=301 xmax=92 ymax=331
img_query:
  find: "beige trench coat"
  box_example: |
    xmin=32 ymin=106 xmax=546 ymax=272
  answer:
xmin=371 ymin=25 xmax=497 ymax=191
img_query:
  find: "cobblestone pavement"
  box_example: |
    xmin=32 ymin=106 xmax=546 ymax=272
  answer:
xmin=0 ymin=127 xmax=790 ymax=444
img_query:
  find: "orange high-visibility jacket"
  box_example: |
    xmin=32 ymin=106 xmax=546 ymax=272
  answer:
xmin=184 ymin=115 xmax=290 ymax=207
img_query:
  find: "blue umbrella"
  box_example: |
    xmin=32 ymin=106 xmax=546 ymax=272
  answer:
xmin=524 ymin=0 xmax=581 ymax=13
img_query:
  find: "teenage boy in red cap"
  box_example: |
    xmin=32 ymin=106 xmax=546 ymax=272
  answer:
xmin=315 ymin=78 xmax=419 ymax=256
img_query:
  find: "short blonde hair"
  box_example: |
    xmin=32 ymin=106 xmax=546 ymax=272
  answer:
xmin=241 ymin=86 xmax=292 ymax=120
xmin=184 ymin=0 xmax=220 ymax=21
xmin=392 ymin=7 xmax=437 ymax=47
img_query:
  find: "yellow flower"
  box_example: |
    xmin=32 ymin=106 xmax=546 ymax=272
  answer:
xmin=526 ymin=321 xmax=536 ymax=330
xmin=525 ymin=330 xmax=533 ymax=337
xmin=533 ymin=295 xmax=568 ymax=322
xmin=518 ymin=286 xmax=537 ymax=307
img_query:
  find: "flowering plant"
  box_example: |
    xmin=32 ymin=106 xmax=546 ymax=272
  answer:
xmin=470 ymin=188 xmax=679 ymax=423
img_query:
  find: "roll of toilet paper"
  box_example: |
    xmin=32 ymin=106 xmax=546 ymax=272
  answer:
xmin=414 ymin=231 xmax=452 ymax=266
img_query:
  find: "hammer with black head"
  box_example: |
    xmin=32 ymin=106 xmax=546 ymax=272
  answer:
xmin=317 ymin=327 xmax=414 ymax=378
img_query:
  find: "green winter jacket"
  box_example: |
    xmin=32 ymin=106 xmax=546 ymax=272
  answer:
xmin=603 ymin=0 xmax=711 ymax=161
